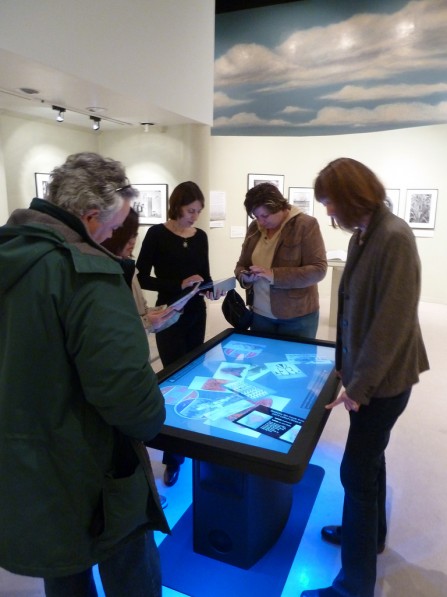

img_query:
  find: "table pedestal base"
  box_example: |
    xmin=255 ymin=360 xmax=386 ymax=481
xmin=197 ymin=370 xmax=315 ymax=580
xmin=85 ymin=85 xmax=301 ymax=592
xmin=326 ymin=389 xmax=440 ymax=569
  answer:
xmin=193 ymin=460 xmax=293 ymax=568
xmin=159 ymin=463 xmax=324 ymax=597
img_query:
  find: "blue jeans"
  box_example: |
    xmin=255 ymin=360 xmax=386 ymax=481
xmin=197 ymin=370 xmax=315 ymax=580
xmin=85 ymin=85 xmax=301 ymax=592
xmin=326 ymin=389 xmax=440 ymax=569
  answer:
xmin=251 ymin=310 xmax=319 ymax=339
xmin=43 ymin=531 xmax=161 ymax=597
xmin=156 ymin=300 xmax=206 ymax=368
xmin=331 ymin=388 xmax=411 ymax=597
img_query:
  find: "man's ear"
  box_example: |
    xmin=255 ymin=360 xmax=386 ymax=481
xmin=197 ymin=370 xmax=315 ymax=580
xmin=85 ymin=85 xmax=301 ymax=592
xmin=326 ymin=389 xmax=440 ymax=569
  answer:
xmin=80 ymin=209 xmax=100 ymax=234
xmin=81 ymin=209 xmax=100 ymax=223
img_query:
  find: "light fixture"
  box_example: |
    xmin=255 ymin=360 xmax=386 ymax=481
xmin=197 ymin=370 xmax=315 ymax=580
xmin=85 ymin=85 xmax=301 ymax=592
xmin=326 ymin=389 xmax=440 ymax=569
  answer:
xmin=19 ymin=87 xmax=40 ymax=95
xmin=141 ymin=122 xmax=154 ymax=133
xmin=90 ymin=116 xmax=101 ymax=131
xmin=52 ymin=105 xmax=66 ymax=123
xmin=86 ymin=106 xmax=106 ymax=114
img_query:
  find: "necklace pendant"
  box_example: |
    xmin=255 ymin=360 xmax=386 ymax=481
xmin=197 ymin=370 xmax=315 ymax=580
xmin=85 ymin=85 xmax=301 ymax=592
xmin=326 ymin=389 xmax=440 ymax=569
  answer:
xmin=183 ymin=240 xmax=188 ymax=248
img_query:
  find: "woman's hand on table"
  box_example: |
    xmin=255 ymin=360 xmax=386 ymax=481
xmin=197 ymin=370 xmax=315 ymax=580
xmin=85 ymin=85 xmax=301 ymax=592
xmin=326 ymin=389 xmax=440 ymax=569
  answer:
xmin=326 ymin=390 xmax=360 ymax=412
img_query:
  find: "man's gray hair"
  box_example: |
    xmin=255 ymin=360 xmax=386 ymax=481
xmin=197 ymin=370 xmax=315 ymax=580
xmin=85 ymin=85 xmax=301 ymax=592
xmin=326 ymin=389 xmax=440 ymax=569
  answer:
xmin=45 ymin=152 xmax=138 ymax=222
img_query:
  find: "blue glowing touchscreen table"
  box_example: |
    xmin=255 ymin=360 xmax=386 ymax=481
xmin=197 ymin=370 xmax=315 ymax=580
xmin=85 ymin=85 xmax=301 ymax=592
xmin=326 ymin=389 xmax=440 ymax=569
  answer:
xmin=150 ymin=328 xmax=339 ymax=484
xmin=150 ymin=329 xmax=340 ymax=574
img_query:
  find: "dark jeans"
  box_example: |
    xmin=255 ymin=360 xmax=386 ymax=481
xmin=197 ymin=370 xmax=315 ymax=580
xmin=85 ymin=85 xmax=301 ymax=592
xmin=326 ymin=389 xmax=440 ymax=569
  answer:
xmin=43 ymin=530 xmax=161 ymax=597
xmin=156 ymin=301 xmax=206 ymax=469
xmin=251 ymin=310 xmax=319 ymax=340
xmin=331 ymin=388 xmax=411 ymax=597
xmin=156 ymin=301 xmax=206 ymax=368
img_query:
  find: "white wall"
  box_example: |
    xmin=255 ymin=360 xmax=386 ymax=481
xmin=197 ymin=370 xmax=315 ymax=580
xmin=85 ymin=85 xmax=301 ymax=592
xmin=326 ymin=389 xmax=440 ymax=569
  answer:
xmin=1 ymin=114 xmax=446 ymax=304
xmin=0 ymin=0 xmax=215 ymax=126
xmin=208 ymin=124 xmax=447 ymax=305
xmin=0 ymin=114 xmax=98 ymax=214
xmin=0 ymin=114 xmax=210 ymax=307
xmin=98 ymin=123 xmax=211 ymax=286
xmin=0 ymin=116 xmax=209 ymax=219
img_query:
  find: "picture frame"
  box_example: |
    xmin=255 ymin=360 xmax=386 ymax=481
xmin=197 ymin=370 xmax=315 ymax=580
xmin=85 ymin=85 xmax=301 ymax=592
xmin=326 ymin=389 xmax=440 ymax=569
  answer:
xmin=247 ymin=173 xmax=284 ymax=194
xmin=35 ymin=173 xmax=50 ymax=199
xmin=247 ymin=173 xmax=285 ymax=227
xmin=131 ymin=184 xmax=168 ymax=225
xmin=384 ymin=189 xmax=400 ymax=216
xmin=404 ymin=189 xmax=438 ymax=229
xmin=288 ymin=187 xmax=314 ymax=216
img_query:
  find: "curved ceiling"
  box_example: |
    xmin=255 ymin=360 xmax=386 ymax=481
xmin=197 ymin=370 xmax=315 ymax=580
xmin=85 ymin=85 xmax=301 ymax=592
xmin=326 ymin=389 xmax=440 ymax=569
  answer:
xmin=213 ymin=0 xmax=447 ymax=136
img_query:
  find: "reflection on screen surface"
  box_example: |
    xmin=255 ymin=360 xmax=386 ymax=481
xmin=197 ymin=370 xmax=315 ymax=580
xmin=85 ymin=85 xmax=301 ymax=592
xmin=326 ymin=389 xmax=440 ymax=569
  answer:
xmin=159 ymin=333 xmax=335 ymax=455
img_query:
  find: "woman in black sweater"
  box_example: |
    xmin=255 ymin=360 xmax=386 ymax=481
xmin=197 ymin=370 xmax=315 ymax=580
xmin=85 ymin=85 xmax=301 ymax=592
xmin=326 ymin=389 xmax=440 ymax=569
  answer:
xmin=137 ymin=181 xmax=212 ymax=486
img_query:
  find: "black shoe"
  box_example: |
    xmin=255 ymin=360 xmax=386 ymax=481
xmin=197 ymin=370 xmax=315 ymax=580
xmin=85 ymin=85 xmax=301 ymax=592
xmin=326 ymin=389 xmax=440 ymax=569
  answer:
xmin=321 ymin=525 xmax=385 ymax=554
xmin=321 ymin=525 xmax=342 ymax=545
xmin=163 ymin=465 xmax=180 ymax=487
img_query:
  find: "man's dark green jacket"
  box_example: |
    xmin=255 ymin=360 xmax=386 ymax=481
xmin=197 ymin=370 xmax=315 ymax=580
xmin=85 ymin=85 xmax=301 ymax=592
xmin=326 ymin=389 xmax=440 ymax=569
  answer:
xmin=0 ymin=199 xmax=168 ymax=577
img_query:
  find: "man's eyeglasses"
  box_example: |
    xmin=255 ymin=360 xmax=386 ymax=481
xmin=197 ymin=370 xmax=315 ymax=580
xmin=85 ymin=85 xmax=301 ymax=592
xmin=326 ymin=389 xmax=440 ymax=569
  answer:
xmin=115 ymin=184 xmax=138 ymax=198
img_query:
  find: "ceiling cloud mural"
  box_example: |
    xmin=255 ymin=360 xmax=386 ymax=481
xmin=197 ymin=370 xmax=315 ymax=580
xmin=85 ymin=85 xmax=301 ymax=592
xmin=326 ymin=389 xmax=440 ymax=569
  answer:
xmin=213 ymin=0 xmax=447 ymax=136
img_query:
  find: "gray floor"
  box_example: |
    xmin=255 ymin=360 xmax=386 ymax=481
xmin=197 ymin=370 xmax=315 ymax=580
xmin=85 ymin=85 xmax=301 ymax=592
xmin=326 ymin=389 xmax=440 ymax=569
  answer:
xmin=1 ymin=298 xmax=446 ymax=596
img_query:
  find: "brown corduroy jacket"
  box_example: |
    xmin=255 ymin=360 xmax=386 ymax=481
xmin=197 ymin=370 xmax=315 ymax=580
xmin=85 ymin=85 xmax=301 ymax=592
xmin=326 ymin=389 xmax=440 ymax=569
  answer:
xmin=235 ymin=211 xmax=327 ymax=319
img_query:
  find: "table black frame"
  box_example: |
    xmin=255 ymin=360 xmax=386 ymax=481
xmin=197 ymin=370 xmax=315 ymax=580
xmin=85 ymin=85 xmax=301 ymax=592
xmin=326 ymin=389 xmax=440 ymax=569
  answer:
xmin=149 ymin=329 xmax=340 ymax=570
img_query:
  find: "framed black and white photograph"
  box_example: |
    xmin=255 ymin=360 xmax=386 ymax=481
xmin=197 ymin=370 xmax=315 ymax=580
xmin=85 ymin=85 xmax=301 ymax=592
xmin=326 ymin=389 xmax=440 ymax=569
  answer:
xmin=404 ymin=189 xmax=438 ymax=229
xmin=35 ymin=173 xmax=50 ymax=199
xmin=384 ymin=189 xmax=400 ymax=216
xmin=131 ymin=184 xmax=168 ymax=225
xmin=247 ymin=173 xmax=285 ymax=194
xmin=288 ymin=187 xmax=314 ymax=216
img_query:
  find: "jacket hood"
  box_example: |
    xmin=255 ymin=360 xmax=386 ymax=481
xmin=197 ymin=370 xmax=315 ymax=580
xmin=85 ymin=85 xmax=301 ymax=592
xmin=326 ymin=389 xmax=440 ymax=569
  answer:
xmin=0 ymin=222 xmax=65 ymax=291
xmin=0 ymin=198 xmax=122 ymax=292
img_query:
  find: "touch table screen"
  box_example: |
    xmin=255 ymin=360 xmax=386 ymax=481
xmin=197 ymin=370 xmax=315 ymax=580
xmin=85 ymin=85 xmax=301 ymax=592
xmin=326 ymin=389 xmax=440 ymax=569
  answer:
xmin=149 ymin=329 xmax=340 ymax=482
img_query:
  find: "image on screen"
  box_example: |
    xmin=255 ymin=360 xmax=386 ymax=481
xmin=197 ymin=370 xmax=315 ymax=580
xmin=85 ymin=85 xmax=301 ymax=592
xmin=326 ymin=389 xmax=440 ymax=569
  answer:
xmin=159 ymin=332 xmax=336 ymax=456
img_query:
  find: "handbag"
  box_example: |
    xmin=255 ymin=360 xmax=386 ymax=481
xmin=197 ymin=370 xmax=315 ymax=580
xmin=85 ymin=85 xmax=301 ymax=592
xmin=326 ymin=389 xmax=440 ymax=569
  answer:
xmin=221 ymin=289 xmax=253 ymax=331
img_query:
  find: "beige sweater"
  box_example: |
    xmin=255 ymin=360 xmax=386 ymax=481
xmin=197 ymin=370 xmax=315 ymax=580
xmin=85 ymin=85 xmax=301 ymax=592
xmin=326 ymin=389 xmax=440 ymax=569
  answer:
xmin=235 ymin=209 xmax=327 ymax=319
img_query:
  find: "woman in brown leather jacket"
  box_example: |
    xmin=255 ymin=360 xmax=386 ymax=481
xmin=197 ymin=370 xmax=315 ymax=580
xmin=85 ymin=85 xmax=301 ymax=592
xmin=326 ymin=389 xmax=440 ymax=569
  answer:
xmin=235 ymin=182 xmax=327 ymax=339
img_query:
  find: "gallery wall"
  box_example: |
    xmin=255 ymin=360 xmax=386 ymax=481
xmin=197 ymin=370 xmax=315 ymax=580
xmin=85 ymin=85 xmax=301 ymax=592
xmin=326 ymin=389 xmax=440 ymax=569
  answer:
xmin=1 ymin=113 xmax=446 ymax=304
xmin=97 ymin=124 xmax=211 ymax=268
xmin=0 ymin=113 xmax=98 ymax=218
xmin=0 ymin=113 xmax=211 ymax=307
xmin=209 ymin=123 xmax=447 ymax=304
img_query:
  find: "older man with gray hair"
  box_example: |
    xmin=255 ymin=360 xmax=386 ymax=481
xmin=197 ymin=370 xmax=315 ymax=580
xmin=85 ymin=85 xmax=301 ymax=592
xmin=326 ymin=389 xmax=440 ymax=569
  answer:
xmin=0 ymin=152 xmax=169 ymax=596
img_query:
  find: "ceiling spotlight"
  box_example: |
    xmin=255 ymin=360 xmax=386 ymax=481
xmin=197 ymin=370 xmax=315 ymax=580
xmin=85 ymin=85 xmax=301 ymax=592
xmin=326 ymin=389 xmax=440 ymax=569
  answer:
xmin=19 ymin=87 xmax=39 ymax=95
xmin=52 ymin=105 xmax=66 ymax=123
xmin=141 ymin=122 xmax=154 ymax=133
xmin=90 ymin=116 xmax=101 ymax=131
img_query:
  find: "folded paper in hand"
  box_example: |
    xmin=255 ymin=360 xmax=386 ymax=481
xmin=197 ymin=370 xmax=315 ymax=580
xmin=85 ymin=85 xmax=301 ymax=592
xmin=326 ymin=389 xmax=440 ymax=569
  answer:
xmin=169 ymin=282 xmax=201 ymax=310
xmin=198 ymin=276 xmax=236 ymax=297
xmin=169 ymin=277 xmax=236 ymax=310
